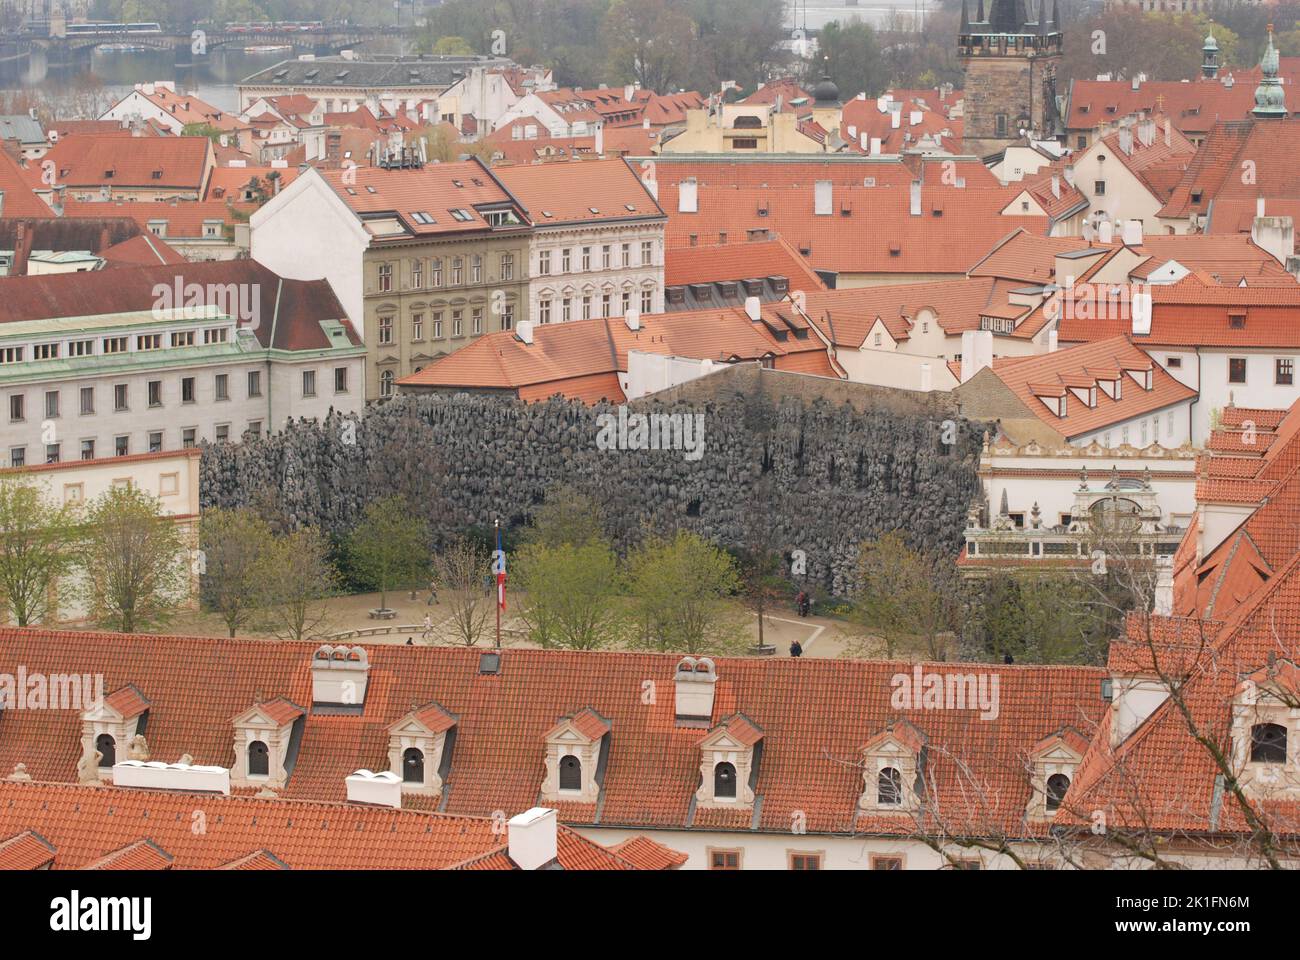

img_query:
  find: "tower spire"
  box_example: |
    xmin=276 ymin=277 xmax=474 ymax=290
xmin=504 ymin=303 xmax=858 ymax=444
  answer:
xmin=1252 ymin=23 xmax=1287 ymax=119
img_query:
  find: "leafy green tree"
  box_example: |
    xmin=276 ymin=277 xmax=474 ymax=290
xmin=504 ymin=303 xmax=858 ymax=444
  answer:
xmin=626 ymin=530 xmax=743 ymax=654
xmin=345 ymin=496 xmax=429 ymax=612
xmin=814 ymin=19 xmax=890 ymax=99
xmin=515 ymin=539 xmax=623 ymax=649
xmin=0 ymin=478 xmax=78 ymax=627
xmin=79 ymin=486 xmax=188 ymax=633
xmin=260 ymin=527 xmax=339 ymax=642
xmin=602 ymin=0 xmax=697 ymax=93
xmin=850 ymin=532 xmax=962 ymax=660
xmin=432 ymin=35 xmax=476 ymax=55
xmin=199 ymin=507 xmax=277 ymax=637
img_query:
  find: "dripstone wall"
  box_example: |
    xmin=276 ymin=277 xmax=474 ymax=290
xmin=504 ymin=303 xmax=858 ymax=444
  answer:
xmin=200 ymin=388 xmax=986 ymax=597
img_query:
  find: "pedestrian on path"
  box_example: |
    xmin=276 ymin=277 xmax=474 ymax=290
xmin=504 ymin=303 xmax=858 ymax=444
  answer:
xmin=789 ymin=639 xmax=803 ymax=658
xmin=421 ymin=613 xmax=432 ymax=642
xmin=427 ymin=579 xmax=439 ymax=605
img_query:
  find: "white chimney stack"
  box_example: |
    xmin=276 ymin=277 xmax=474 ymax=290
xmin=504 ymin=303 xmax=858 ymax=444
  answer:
xmin=624 ymin=84 xmax=634 ymax=101
xmin=1257 ymin=197 xmax=1267 ymax=218
xmin=674 ymin=656 xmax=717 ymax=723
xmin=909 ymin=180 xmax=922 ymax=216
xmin=508 ymin=807 xmax=558 ymax=870
xmin=1122 ymin=219 xmax=1142 ymax=246
xmin=678 ymin=178 xmax=698 ymax=213
xmin=1048 ymin=329 xmax=1059 ymax=352
xmin=1131 ymin=290 xmax=1152 ymax=336
xmin=860 ymin=132 xmax=868 ymax=151
xmin=745 ymin=296 xmax=762 ymax=321
xmin=345 ymin=769 xmax=402 ymax=808
xmin=595 ymin=124 xmax=604 ymax=155
xmin=311 ymin=644 xmax=369 ymax=707
xmin=909 ymin=110 xmax=922 ymax=127
xmin=1098 ymin=219 xmax=1114 ymax=244
xmin=870 ymin=137 xmax=882 ymax=155
xmin=919 ymin=362 xmax=932 ymax=392
xmin=625 ymin=308 xmax=641 ymax=331
xmin=112 ymin=760 xmax=230 ymax=795
xmin=890 ymin=110 xmax=901 ymax=130
xmin=814 ymin=179 xmax=833 ymax=215
xmin=959 ymin=330 xmax=994 ymax=383
xmin=515 ymin=321 xmax=535 ymax=345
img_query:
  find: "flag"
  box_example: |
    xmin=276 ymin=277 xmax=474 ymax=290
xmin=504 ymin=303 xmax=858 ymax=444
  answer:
xmin=496 ymin=524 xmax=507 ymax=611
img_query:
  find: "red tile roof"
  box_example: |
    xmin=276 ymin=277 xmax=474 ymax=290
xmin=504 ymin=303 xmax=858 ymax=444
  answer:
xmin=62 ymin=199 xmax=238 ymax=238
xmin=665 ymin=236 xmax=825 ymax=291
xmin=0 ymin=830 xmax=56 ymax=870
xmin=799 ymin=277 xmax=1000 ymax=347
xmin=0 ymin=780 xmax=632 ymax=870
xmin=98 ymin=233 xmax=188 ymax=267
xmin=1066 ymin=78 xmax=1258 ymax=140
xmin=1159 ymin=120 xmax=1300 ymax=221
xmin=496 ymin=158 xmax=664 ymax=225
xmin=0 ymin=630 xmax=1106 ymax=839
xmin=0 ymin=150 xmax=56 ymax=219
xmin=40 ymin=134 xmax=213 ymax=192
xmin=966 ymin=336 xmax=1196 ymax=439
xmin=607 ymin=835 xmax=688 ymax=869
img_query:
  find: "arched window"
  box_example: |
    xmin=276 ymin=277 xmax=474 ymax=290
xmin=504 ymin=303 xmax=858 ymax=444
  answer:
xmin=877 ymin=767 xmax=902 ymax=805
xmin=1251 ymin=723 xmax=1288 ymax=763
xmin=95 ymin=733 xmax=116 ymax=768
xmin=1046 ymin=773 xmax=1071 ymax=811
xmin=714 ymin=761 xmax=737 ymax=798
xmin=402 ymin=747 xmax=424 ymax=784
xmin=559 ymin=754 xmax=582 ymax=791
xmin=248 ymin=740 xmax=269 ymax=777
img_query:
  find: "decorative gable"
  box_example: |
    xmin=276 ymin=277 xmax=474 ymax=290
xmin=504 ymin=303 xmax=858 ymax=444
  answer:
xmin=858 ymin=722 xmax=925 ymax=813
xmin=1025 ymin=727 xmax=1088 ymax=820
xmin=79 ymin=685 xmax=149 ymax=784
xmin=386 ymin=701 xmax=457 ymax=796
xmin=694 ymin=714 xmax=763 ymax=809
xmin=1230 ymin=660 xmax=1300 ymax=800
xmin=230 ymin=697 xmax=305 ymax=789
xmin=540 ymin=707 xmax=610 ymax=804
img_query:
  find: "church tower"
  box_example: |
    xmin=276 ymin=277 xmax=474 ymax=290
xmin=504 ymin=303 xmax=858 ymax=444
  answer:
xmin=959 ymin=0 xmax=1064 ymax=158
xmin=1252 ymin=24 xmax=1287 ymax=120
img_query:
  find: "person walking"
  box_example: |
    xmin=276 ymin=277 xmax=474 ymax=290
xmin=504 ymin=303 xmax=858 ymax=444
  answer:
xmin=421 ymin=613 xmax=432 ymax=643
xmin=789 ymin=639 xmax=803 ymax=658
xmin=427 ymin=579 xmax=439 ymax=605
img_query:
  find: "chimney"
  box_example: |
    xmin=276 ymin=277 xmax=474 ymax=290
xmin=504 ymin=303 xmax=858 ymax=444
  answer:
xmin=1051 ymin=175 xmax=1060 ymax=199
xmin=909 ymin=110 xmax=922 ymax=127
xmin=508 ymin=807 xmax=558 ymax=870
xmin=1131 ymin=76 xmax=1140 ymax=91
xmin=515 ymin=320 xmax=535 ymax=344
xmin=745 ymin=295 xmax=762 ymax=321
xmin=1131 ymin=290 xmax=1152 ymax=335
xmin=678 ymin=178 xmax=698 ymax=213
xmin=1048 ymin=329 xmax=1059 ymax=352
xmin=814 ymin=179 xmax=832 ymax=215
xmin=909 ymin=180 xmax=921 ymax=216
xmin=344 ymin=769 xmax=402 ymax=808
xmin=890 ymin=110 xmax=901 ymax=130
xmin=1063 ymin=164 xmax=1075 ymax=188
xmin=1257 ymin=197 xmax=1266 ymax=219
xmin=594 ymin=124 xmax=604 ymax=155
xmin=624 ymin=84 xmax=634 ymax=101
xmin=1251 ymin=215 xmax=1295 ymax=266
xmin=0 ymin=191 xmax=4 ymax=219
xmin=642 ymin=117 xmax=650 ymax=130
xmin=112 ymin=759 xmax=230 ymax=795
xmin=311 ymin=644 xmax=370 ymax=707
xmin=674 ymin=656 xmax=717 ymax=723
xmin=870 ymin=137 xmax=882 ymax=155
xmin=1122 ymin=219 xmax=1142 ymax=246
xmin=959 ymin=330 xmax=994 ymax=383
xmin=12 ymin=220 xmax=31 ymax=277
xmin=625 ymin=308 xmax=640 ymax=331
xmin=1098 ymin=220 xmax=1114 ymax=244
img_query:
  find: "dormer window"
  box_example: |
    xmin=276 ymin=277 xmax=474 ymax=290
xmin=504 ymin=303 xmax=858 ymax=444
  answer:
xmin=714 ymin=761 xmax=737 ymax=799
xmin=231 ymin=698 xmax=304 ymax=789
xmin=96 ymin=734 xmax=116 ymax=769
xmin=81 ymin=685 xmax=149 ymax=783
xmin=1045 ymin=773 xmax=1071 ymax=811
xmin=248 ymin=741 xmax=269 ymax=777
xmin=877 ymin=767 xmax=903 ymax=805
xmin=1251 ymin=723 xmax=1287 ymax=764
xmin=402 ymin=747 xmax=425 ymax=783
xmin=1026 ymin=728 xmax=1086 ymax=819
xmin=541 ymin=707 xmax=610 ymax=803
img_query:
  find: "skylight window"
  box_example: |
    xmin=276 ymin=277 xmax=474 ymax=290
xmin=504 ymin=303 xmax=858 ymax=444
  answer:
xmin=449 ymin=208 xmax=474 ymax=222
xmin=410 ymin=211 xmax=436 ymax=225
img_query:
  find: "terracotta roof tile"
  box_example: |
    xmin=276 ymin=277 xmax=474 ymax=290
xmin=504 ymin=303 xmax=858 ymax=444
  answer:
xmin=607 ymin=835 xmax=688 ymax=869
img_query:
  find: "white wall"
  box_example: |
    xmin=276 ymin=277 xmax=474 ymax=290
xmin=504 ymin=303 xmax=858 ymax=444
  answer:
xmin=1069 ymin=399 xmax=1194 ymax=449
xmin=529 ymin=223 xmax=664 ymax=323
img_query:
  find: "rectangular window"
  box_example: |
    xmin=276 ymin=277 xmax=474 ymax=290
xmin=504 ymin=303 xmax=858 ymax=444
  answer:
xmin=148 ymin=380 xmax=162 ymax=407
xmin=871 ymin=856 xmax=903 ymax=870
xmin=641 ymin=289 xmax=652 ymax=314
xmin=114 ymin=384 xmax=128 ymax=411
xmin=471 ymin=254 xmax=483 ymax=284
xmin=102 ymin=336 xmax=128 ymax=354
xmin=539 ymin=299 xmax=552 ymax=324
xmin=182 ymin=428 xmax=197 ymax=448
xmin=1277 ymin=358 xmax=1294 ymax=386
xmin=45 ymin=443 xmax=60 ymax=464
xmin=641 ymin=240 xmax=653 ymax=265
xmin=247 ymin=421 xmax=262 ymax=440
xmin=215 ymin=374 xmax=229 ymax=401
xmin=562 ymin=298 xmax=572 ymax=322
xmin=0 ymin=346 xmax=23 ymax=364
xmin=500 ymin=253 xmax=514 ymax=281
xmin=431 ymin=258 xmax=443 ymax=286
xmin=412 ymin=312 xmax=424 ymax=341
xmin=215 ymin=424 xmax=230 ymax=443
xmin=472 ymin=308 xmax=483 ymax=335
xmin=452 ymin=258 xmax=464 ymax=285
xmin=203 ymin=327 xmax=228 ymax=345
xmin=378 ymin=261 xmax=392 ymax=293
xmin=8 ymin=395 xmax=22 ymax=422
xmin=561 ymin=248 xmax=571 ymax=273
xmin=582 ymin=295 xmax=592 ymax=320
xmin=378 ymin=316 xmax=394 ymax=346
xmin=621 ymin=292 xmax=631 ymax=316
xmin=149 ymin=432 xmax=163 ymax=453
xmin=790 ymin=853 xmax=823 ymax=871
xmin=80 ymin=439 xmax=95 ymax=461
xmin=411 ymin=259 xmax=423 ymax=288
xmin=33 ymin=343 xmax=59 ymax=360
xmin=69 ymin=339 xmax=94 ymax=357
xmin=171 ymin=330 xmax=195 ymax=348
xmin=601 ymin=293 xmax=611 ymax=318
xmin=302 ymin=370 xmax=317 ymax=397
xmin=432 ymin=313 xmax=444 ymax=339
xmin=621 ymin=243 xmax=630 ymax=268
xmin=335 ymin=367 xmax=348 ymax=394
xmin=1229 ymin=357 xmax=1247 ymax=384
xmin=1094 ymin=180 xmax=1107 ymax=196
xmin=995 ymin=114 xmax=1007 ymax=137
xmin=709 ymin=850 xmax=741 ymax=871
xmin=182 ymin=377 xmax=195 ymax=403
xmin=44 ymin=390 xmax=59 ymax=418
xmin=1166 ymin=356 xmax=1182 ymax=369
xmin=9 ymin=446 xmax=24 ymax=467
xmin=452 ymin=310 xmax=464 ymax=337
xmin=136 ymin=333 xmax=162 ymax=351
xmin=581 ymin=247 xmax=591 ymax=271
xmin=539 ymin=250 xmax=551 ymax=276
xmin=80 ymin=387 xmax=94 ymax=415
xmin=247 ymin=371 xmax=262 ymax=398
xmin=602 ymin=245 xmax=611 ymax=269
xmin=501 ymin=305 xmax=514 ymax=331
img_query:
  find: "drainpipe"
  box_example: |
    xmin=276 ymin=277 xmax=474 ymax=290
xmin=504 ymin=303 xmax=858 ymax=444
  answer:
xmin=267 ymin=278 xmax=283 ymax=431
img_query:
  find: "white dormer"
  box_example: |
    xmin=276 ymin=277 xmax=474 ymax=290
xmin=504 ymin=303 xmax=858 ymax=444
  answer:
xmin=858 ymin=722 xmax=925 ymax=813
xmin=1025 ymin=728 xmax=1088 ymax=820
xmin=695 ymin=714 xmax=763 ymax=809
xmin=1230 ymin=661 xmax=1300 ymax=799
xmin=674 ymin=656 xmax=717 ymax=724
xmin=230 ymin=697 xmax=305 ymax=789
xmin=540 ymin=707 xmax=610 ymax=804
xmin=387 ymin=701 xmax=457 ymax=796
xmin=311 ymin=643 xmax=369 ymax=706
xmin=79 ymin=685 xmax=148 ymax=783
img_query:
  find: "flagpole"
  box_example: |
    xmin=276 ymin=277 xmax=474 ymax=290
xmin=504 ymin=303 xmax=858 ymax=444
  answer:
xmin=495 ymin=517 xmax=502 ymax=650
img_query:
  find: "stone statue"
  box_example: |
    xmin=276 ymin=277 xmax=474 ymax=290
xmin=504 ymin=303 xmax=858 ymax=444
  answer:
xmin=77 ymin=749 xmax=102 ymax=783
xmin=127 ymin=734 xmax=150 ymax=762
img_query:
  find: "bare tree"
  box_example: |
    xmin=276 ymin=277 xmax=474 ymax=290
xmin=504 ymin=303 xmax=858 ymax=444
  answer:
xmin=433 ymin=538 xmax=494 ymax=647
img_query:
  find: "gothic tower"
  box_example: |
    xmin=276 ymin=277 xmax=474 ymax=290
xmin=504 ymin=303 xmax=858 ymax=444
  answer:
xmin=958 ymin=0 xmax=1064 ymax=158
